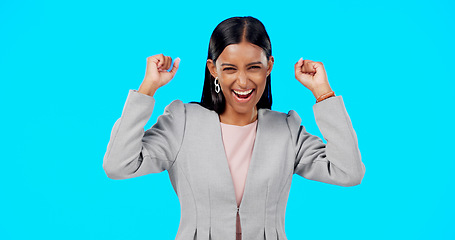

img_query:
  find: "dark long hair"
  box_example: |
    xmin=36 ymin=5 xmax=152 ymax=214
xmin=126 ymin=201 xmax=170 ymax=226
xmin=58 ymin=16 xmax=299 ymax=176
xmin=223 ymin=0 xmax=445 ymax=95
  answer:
xmin=198 ymin=16 xmax=272 ymax=114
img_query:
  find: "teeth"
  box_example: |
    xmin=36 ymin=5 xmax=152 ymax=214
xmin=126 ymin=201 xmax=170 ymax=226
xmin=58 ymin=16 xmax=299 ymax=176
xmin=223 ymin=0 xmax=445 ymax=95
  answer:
xmin=233 ymin=89 xmax=253 ymax=95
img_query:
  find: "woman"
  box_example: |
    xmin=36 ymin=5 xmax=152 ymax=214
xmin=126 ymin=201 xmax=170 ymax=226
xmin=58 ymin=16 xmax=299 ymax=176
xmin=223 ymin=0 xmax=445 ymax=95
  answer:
xmin=103 ymin=16 xmax=365 ymax=240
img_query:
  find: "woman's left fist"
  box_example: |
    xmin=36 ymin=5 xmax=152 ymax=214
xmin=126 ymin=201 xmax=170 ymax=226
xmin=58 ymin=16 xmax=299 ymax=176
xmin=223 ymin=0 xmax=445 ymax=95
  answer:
xmin=294 ymin=58 xmax=332 ymax=99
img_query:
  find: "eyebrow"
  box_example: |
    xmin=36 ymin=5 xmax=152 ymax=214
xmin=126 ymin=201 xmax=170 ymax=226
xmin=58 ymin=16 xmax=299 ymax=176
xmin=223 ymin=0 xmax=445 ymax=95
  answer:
xmin=221 ymin=61 xmax=263 ymax=67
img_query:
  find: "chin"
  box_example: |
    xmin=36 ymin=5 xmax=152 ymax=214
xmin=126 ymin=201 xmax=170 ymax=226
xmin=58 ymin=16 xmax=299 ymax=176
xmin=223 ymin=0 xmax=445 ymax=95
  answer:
xmin=230 ymin=101 xmax=258 ymax=115
xmin=224 ymin=89 xmax=262 ymax=115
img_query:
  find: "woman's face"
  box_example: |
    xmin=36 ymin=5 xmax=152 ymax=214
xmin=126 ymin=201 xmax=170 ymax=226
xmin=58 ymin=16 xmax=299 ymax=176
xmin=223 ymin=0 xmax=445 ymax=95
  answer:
xmin=207 ymin=41 xmax=274 ymax=118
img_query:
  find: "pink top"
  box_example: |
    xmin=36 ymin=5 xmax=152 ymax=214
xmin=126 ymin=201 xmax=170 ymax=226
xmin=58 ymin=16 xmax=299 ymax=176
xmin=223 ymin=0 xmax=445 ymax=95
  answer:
xmin=220 ymin=119 xmax=258 ymax=236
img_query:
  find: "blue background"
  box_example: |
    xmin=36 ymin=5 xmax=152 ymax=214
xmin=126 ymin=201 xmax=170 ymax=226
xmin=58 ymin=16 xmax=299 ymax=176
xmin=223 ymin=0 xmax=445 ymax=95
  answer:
xmin=1 ymin=0 xmax=454 ymax=239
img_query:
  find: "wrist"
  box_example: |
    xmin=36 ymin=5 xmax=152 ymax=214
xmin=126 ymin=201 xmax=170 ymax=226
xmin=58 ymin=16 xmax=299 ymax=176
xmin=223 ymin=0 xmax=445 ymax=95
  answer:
xmin=138 ymin=82 xmax=158 ymax=97
xmin=316 ymin=91 xmax=335 ymax=103
xmin=312 ymin=84 xmax=333 ymax=99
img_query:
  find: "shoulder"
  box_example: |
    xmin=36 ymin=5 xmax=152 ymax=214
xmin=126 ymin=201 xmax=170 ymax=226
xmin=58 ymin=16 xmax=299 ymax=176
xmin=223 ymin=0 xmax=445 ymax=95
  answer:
xmin=163 ymin=99 xmax=185 ymax=116
xmin=259 ymin=108 xmax=302 ymax=126
xmin=285 ymin=109 xmax=302 ymax=129
xmin=164 ymin=100 xmax=214 ymax=117
xmin=260 ymin=108 xmax=304 ymax=144
xmin=259 ymin=108 xmax=303 ymax=137
xmin=256 ymin=109 xmax=304 ymax=144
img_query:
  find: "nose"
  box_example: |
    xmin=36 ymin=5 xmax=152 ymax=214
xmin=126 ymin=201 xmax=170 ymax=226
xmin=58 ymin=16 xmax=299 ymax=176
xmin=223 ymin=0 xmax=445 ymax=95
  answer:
xmin=237 ymin=71 xmax=248 ymax=88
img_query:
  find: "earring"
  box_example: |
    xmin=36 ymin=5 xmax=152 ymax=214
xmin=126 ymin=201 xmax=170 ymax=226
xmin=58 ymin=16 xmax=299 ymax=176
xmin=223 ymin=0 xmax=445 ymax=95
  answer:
xmin=214 ymin=77 xmax=220 ymax=93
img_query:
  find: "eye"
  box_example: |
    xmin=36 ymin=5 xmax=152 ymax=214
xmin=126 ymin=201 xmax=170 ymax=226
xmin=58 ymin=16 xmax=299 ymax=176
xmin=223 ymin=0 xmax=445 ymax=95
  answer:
xmin=223 ymin=67 xmax=236 ymax=71
xmin=249 ymin=66 xmax=261 ymax=69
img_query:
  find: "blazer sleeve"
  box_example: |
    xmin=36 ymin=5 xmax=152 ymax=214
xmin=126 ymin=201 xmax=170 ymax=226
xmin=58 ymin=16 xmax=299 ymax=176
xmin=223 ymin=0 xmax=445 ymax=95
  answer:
xmin=286 ymin=95 xmax=365 ymax=187
xmin=103 ymin=89 xmax=185 ymax=180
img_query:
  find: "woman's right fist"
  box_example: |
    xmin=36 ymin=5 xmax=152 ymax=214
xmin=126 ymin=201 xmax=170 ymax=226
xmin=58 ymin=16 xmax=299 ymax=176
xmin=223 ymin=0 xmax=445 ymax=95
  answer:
xmin=138 ymin=54 xmax=180 ymax=96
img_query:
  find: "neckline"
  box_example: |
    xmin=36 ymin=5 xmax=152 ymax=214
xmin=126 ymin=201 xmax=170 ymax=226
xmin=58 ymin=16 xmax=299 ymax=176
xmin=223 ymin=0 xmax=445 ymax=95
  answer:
xmin=220 ymin=119 xmax=258 ymax=127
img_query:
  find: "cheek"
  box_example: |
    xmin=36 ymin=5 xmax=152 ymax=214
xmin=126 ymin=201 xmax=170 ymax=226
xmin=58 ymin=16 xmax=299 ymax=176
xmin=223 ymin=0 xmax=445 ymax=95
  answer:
xmin=251 ymin=73 xmax=267 ymax=86
xmin=220 ymin=73 xmax=236 ymax=82
xmin=218 ymin=77 xmax=233 ymax=94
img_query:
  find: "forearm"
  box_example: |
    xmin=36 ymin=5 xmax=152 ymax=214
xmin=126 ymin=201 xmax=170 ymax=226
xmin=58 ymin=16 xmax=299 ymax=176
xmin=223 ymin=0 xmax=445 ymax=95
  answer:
xmin=312 ymin=95 xmax=365 ymax=185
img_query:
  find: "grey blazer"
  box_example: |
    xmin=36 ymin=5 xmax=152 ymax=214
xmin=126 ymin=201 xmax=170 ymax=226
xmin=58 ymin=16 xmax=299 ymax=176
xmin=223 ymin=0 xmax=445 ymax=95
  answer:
xmin=103 ymin=89 xmax=366 ymax=240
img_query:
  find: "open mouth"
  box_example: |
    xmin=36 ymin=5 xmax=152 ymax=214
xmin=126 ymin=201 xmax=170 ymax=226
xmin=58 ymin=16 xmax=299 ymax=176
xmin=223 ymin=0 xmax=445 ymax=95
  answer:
xmin=232 ymin=89 xmax=254 ymax=99
xmin=231 ymin=89 xmax=255 ymax=103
